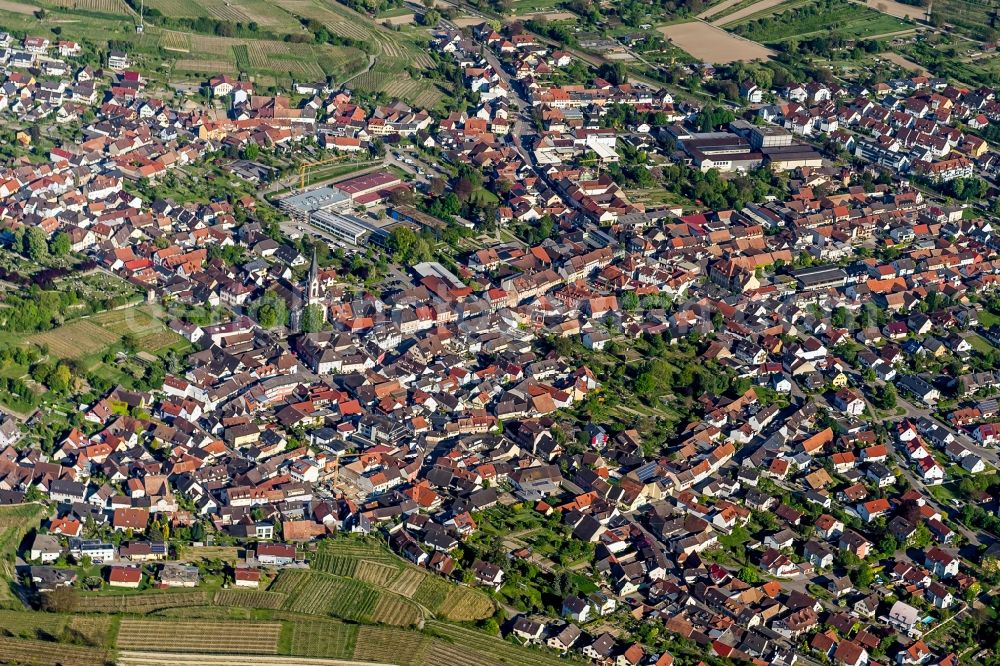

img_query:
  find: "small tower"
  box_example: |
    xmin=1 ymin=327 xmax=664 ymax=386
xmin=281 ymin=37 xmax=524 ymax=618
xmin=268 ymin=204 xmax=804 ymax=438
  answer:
xmin=136 ymin=0 xmax=144 ymax=33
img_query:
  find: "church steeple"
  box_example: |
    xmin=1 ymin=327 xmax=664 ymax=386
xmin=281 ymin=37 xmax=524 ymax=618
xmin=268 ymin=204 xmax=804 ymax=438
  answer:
xmin=307 ymin=248 xmax=320 ymax=305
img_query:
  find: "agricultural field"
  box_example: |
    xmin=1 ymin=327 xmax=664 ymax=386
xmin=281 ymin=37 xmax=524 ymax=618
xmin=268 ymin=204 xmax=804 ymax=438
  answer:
xmin=424 ymin=622 xmax=569 ymax=666
xmin=214 ymin=589 xmax=287 ymax=609
xmin=387 ymin=567 xmax=424 ymax=598
xmin=858 ymin=0 xmax=926 ymax=20
xmin=729 ymin=0 xmax=913 ymax=42
xmin=698 ymin=0 xmax=747 ymax=18
xmin=931 ymin=0 xmax=996 ymax=38
xmin=47 ymin=0 xmax=130 ymax=13
xmin=353 ymin=559 xmax=399 ymax=587
xmin=410 ymin=575 xmax=449 ymax=611
xmin=0 ymin=610 xmax=114 ymax=647
xmin=369 ymin=593 xmax=423 ymax=626
xmin=0 ymin=504 xmax=47 ymax=608
xmin=116 ymin=619 xmax=282 ymax=654
xmin=712 ymin=0 xmax=787 ymax=25
xmin=0 ymin=636 xmax=109 ymax=666
xmin=75 ymin=589 xmax=213 ymax=613
xmin=270 ymin=0 xmax=437 ymax=94
xmin=309 ymin=538 xmax=494 ymax=621
xmin=438 ymin=586 xmax=497 ymax=622
xmin=310 ymin=552 xmax=359 ymax=576
xmin=283 ymin=619 xmax=358 ymax=659
xmin=270 ymin=566 xmax=426 ymax=626
xmin=659 ymin=21 xmax=775 ymax=62
xmin=279 ymin=570 xmax=378 ymax=622
xmin=20 ymin=303 xmax=181 ymax=366
xmin=159 ymin=30 xmax=191 ymax=52
xmin=351 ymin=625 xmax=431 ymax=666
xmin=27 ymin=320 xmax=119 ymax=360
xmin=423 ymin=640 xmax=507 ymax=666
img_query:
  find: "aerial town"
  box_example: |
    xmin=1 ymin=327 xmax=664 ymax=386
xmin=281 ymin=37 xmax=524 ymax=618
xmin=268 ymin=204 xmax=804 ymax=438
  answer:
xmin=2 ymin=0 xmax=1000 ymax=665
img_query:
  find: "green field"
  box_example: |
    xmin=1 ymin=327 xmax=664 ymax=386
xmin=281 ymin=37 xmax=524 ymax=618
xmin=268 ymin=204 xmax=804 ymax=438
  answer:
xmin=21 ymin=304 xmax=186 ymax=392
xmin=933 ymin=0 xmax=998 ymax=39
xmin=0 ymin=504 xmax=47 ymax=609
xmin=0 ymin=610 xmax=115 ymax=646
xmin=731 ymin=0 xmax=913 ymax=41
xmin=0 ymin=591 xmax=559 ymax=665
xmin=309 ymin=538 xmax=496 ymax=622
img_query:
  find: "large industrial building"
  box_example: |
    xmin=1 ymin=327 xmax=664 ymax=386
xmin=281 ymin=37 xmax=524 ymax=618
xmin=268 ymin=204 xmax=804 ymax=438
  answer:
xmin=310 ymin=210 xmax=385 ymax=246
xmin=276 ymin=172 xmax=404 ymax=246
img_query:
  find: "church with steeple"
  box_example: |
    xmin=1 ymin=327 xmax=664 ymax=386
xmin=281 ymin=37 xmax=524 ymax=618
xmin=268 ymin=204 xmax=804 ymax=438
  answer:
xmin=289 ymin=249 xmax=326 ymax=330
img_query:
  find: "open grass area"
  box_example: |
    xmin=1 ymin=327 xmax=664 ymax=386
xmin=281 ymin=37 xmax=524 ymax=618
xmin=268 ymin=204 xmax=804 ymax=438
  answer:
xmin=0 ymin=504 xmax=47 ymax=609
xmin=0 ymin=609 xmax=115 ymax=647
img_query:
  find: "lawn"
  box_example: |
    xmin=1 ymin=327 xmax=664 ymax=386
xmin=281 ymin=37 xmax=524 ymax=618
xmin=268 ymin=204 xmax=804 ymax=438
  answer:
xmin=967 ymin=333 xmax=994 ymax=355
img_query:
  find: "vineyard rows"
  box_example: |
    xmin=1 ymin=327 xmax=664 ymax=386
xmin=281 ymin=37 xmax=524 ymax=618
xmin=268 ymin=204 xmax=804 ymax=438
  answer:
xmin=0 ymin=637 xmax=108 ymax=666
xmin=116 ymin=619 xmax=281 ymax=654
xmin=214 ymin=589 xmax=287 ymax=609
xmin=75 ymin=590 xmax=211 ymax=613
xmin=370 ymin=594 xmax=422 ymax=626
xmin=310 ymin=551 xmax=358 ymax=576
xmin=287 ymin=619 xmax=358 ymax=659
xmin=352 ymin=626 xmax=431 ymax=666
xmin=354 ymin=560 xmax=399 ymax=586
xmin=426 ymin=622 xmax=568 ymax=666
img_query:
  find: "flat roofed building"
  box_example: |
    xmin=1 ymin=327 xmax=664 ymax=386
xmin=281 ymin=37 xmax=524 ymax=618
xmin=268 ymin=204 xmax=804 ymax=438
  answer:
xmin=278 ymin=186 xmax=350 ymax=219
xmin=309 ymin=210 xmax=379 ymax=246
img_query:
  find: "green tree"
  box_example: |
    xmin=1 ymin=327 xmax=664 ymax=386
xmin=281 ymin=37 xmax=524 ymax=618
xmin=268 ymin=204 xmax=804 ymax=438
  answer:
xmin=852 ymin=562 xmax=874 ymax=588
xmin=23 ymin=227 xmax=49 ymax=261
xmin=621 ymin=290 xmax=640 ymax=312
xmin=737 ymin=566 xmax=759 ymax=584
xmin=256 ymin=298 xmax=288 ymax=329
xmin=49 ymin=231 xmax=72 ymax=256
xmin=300 ymin=304 xmax=325 ymax=333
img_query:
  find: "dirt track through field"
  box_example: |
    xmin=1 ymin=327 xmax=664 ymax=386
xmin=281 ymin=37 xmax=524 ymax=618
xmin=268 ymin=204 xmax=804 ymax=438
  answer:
xmin=714 ymin=0 xmax=786 ymax=25
xmin=698 ymin=0 xmax=744 ymax=19
xmin=659 ymin=20 xmax=775 ymax=63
